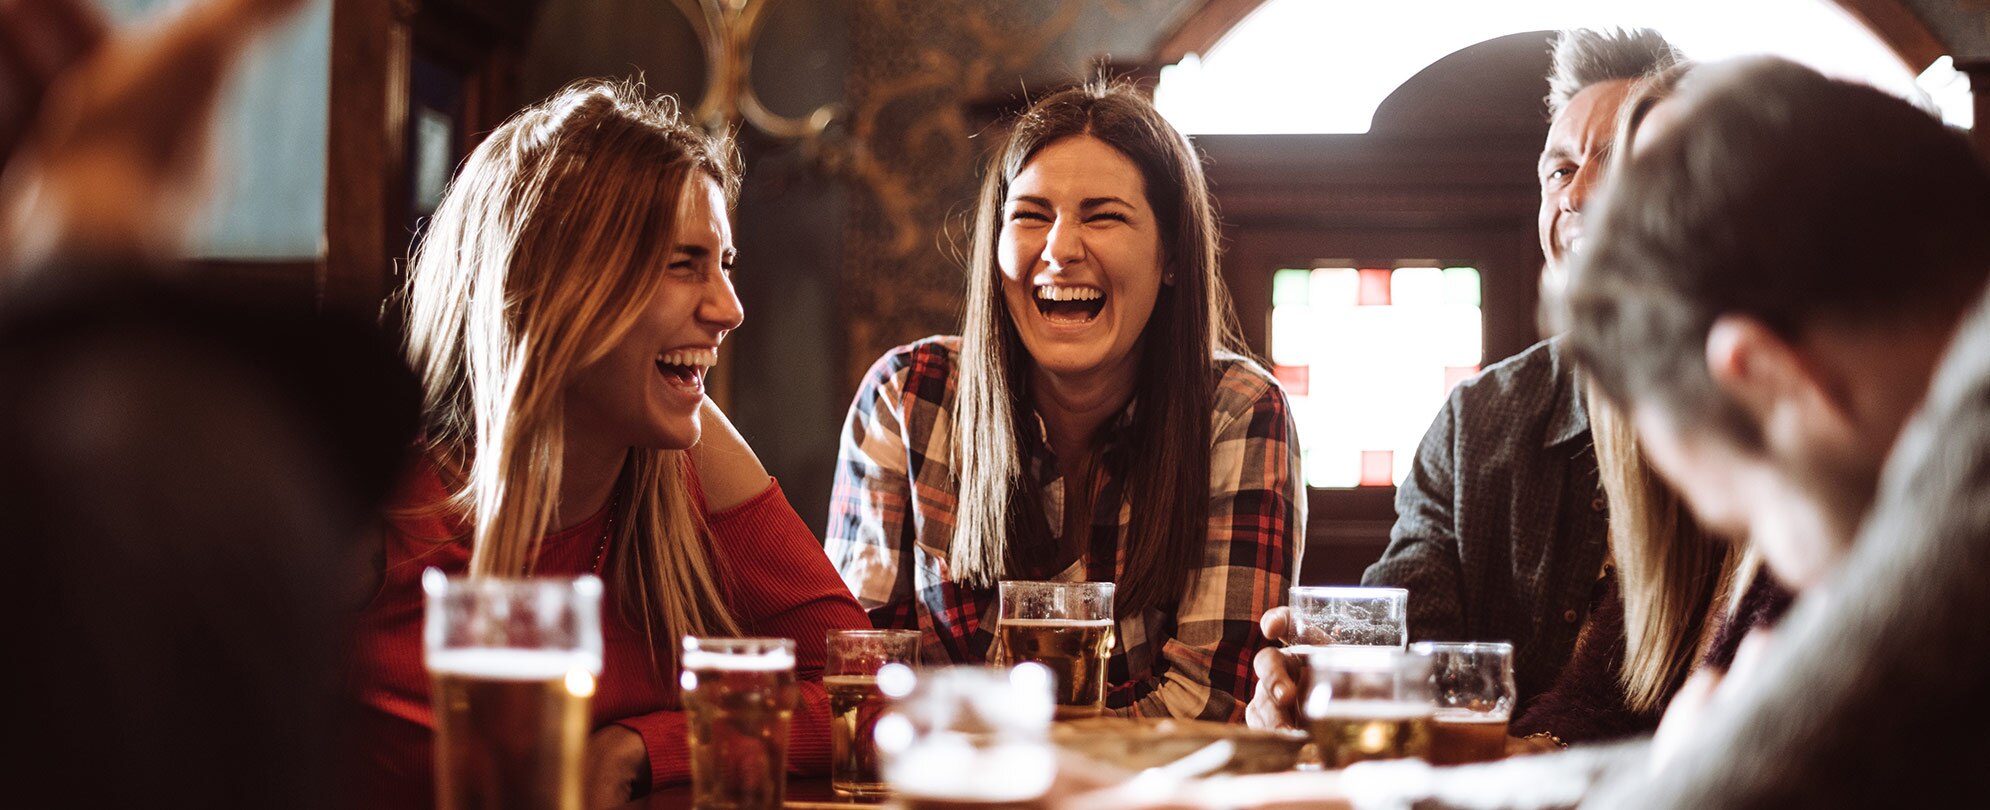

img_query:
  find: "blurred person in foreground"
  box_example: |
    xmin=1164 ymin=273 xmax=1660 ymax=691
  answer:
xmin=1253 ymin=29 xmax=1759 ymax=752
xmin=1069 ymin=56 xmax=1990 ymax=810
xmin=1 ymin=1 xmax=421 ymax=808
xmin=347 ymin=79 xmax=868 ymax=810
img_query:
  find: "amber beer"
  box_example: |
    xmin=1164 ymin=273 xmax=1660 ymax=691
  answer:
xmin=681 ymin=639 xmax=798 ymax=810
xmin=1427 ymin=709 xmax=1509 ymax=765
xmin=998 ymin=618 xmax=1114 ymax=719
xmin=430 ymin=649 xmax=593 ymax=810
xmin=826 ymin=675 xmax=887 ymax=794
xmin=1308 ymin=700 xmax=1434 ymax=768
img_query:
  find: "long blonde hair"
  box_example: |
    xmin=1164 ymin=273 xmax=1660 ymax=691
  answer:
xmin=401 ymin=79 xmax=743 ymax=668
xmin=1587 ymin=60 xmax=1744 ymax=714
xmin=1589 ymin=389 xmax=1740 ymax=712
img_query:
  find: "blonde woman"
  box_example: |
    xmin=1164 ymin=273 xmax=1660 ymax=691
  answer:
xmin=350 ymin=80 xmax=866 ymax=809
xmin=827 ymin=83 xmax=1303 ymax=721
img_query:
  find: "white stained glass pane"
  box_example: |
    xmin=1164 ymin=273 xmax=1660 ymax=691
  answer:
xmin=1394 ymin=433 xmax=1421 ymax=485
xmin=1284 ymin=265 xmax=1483 ymax=487
xmin=1391 ymin=267 xmax=1444 ymax=308
xmin=1270 ymin=304 xmax=1313 ymax=366
xmin=1311 ymin=268 xmax=1360 ymax=310
xmin=1440 ymin=304 xmax=1485 ymax=368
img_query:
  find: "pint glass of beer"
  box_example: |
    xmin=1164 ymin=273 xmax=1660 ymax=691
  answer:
xmin=876 ymin=664 xmax=1058 ymax=809
xmin=825 ymin=629 xmax=921 ymax=798
xmin=996 ymin=581 xmax=1115 ymax=720
xmin=1301 ymin=645 xmax=1434 ymax=768
xmin=680 ymin=637 xmax=798 ymax=810
xmin=1286 ymin=586 xmax=1408 ymax=745
xmin=422 ymin=569 xmax=604 ymax=810
xmin=1413 ymin=641 xmax=1516 ymax=765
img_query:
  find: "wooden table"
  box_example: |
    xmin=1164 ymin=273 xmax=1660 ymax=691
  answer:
xmin=620 ymin=778 xmax=883 ymax=809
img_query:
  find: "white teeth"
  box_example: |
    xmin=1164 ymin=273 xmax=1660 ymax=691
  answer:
xmin=1034 ymin=285 xmax=1104 ymax=302
xmin=655 ymin=348 xmax=718 ymax=368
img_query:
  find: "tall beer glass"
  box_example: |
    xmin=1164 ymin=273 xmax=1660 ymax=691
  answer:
xmin=996 ymin=581 xmax=1115 ymax=720
xmin=680 ymin=637 xmax=798 ymax=810
xmin=423 ymin=569 xmax=604 ymax=810
xmin=876 ymin=664 xmax=1058 ymax=809
xmin=825 ymin=629 xmax=921 ymax=798
xmin=1414 ymin=642 xmax=1516 ymax=765
xmin=1301 ymin=645 xmax=1434 ymax=768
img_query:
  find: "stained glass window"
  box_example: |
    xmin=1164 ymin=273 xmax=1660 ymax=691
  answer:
xmin=1271 ymin=265 xmax=1483 ymax=488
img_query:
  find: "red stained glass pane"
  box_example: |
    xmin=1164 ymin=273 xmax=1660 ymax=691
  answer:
xmin=1357 ymin=268 xmax=1392 ymax=306
xmin=1273 ymin=364 xmax=1310 ymax=396
xmin=1444 ymin=365 xmax=1480 ymax=391
xmin=1360 ymin=450 xmax=1394 ymax=487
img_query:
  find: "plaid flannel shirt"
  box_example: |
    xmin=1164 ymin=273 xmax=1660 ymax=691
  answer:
xmin=826 ymin=336 xmax=1303 ymax=722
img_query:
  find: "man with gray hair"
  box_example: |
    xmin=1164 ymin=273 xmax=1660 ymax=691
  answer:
xmin=1248 ymin=28 xmax=1685 ymax=745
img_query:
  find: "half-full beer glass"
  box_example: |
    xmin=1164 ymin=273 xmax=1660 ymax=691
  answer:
xmin=996 ymin=581 xmax=1115 ymax=720
xmin=680 ymin=637 xmax=798 ymax=810
xmin=1414 ymin=641 xmax=1516 ymax=765
xmin=825 ymin=630 xmax=921 ymax=798
xmin=1302 ymin=645 xmax=1434 ymax=768
xmin=876 ymin=664 xmax=1058 ymax=809
xmin=423 ymin=569 xmax=604 ymax=810
xmin=1286 ymin=586 xmax=1408 ymax=731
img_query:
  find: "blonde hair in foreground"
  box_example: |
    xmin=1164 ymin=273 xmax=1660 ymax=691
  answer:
xmin=1584 ymin=62 xmax=1743 ymax=714
xmin=401 ymin=79 xmax=743 ymax=666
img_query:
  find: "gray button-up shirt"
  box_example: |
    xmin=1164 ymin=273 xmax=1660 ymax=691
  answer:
xmin=1362 ymin=338 xmax=1611 ymax=704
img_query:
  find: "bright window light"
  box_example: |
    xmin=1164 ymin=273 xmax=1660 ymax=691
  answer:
xmin=1155 ymin=0 xmax=1945 ymax=134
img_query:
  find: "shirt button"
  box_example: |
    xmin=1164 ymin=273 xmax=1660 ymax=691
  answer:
xmin=1563 ymin=609 xmax=1579 ymax=623
xmin=1591 ymin=497 xmax=1606 ymax=512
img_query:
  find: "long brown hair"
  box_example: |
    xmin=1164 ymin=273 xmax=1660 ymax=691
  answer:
xmin=401 ymin=79 xmax=743 ymax=669
xmin=952 ymin=81 xmax=1245 ymax=613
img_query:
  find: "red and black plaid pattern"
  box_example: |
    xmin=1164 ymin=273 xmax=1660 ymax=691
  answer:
xmin=826 ymin=337 xmax=1303 ymax=722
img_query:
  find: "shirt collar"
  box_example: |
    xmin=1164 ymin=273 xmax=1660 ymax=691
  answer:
xmin=1542 ymin=340 xmax=1591 ymax=448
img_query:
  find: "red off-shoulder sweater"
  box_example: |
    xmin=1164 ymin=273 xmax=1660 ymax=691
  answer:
xmin=350 ymin=459 xmax=867 ymax=808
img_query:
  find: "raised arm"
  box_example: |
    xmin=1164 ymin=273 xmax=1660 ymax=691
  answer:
xmin=1361 ymin=392 xmax=1467 ymax=642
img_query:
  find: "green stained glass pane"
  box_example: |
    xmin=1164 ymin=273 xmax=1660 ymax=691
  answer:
xmin=1443 ymin=267 xmax=1481 ymax=307
xmin=1274 ymin=268 xmax=1312 ymax=307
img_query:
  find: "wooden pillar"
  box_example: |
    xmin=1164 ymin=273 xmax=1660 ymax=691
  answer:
xmin=323 ymin=0 xmax=413 ymax=315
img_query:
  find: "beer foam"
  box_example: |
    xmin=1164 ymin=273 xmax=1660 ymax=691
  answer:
xmin=1432 ymin=708 xmax=1510 ymax=723
xmin=1313 ymin=700 xmax=1435 ymax=720
xmin=680 ymin=649 xmax=795 ymax=672
xmin=997 ymin=618 xmax=1114 ymax=628
xmin=427 ymin=648 xmax=601 ymax=680
xmin=823 ymin=674 xmax=876 ymax=688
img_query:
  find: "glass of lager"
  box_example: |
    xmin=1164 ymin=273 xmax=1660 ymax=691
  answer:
xmin=1413 ymin=641 xmax=1516 ymax=765
xmin=876 ymin=664 xmax=1058 ymax=809
xmin=825 ymin=629 xmax=921 ymax=799
xmin=680 ymin=637 xmax=798 ymax=810
xmin=422 ymin=569 xmax=604 ymax=810
xmin=996 ymin=581 xmax=1115 ymax=720
xmin=1301 ymin=645 xmax=1434 ymax=768
xmin=1285 ymin=586 xmax=1408 ymax=756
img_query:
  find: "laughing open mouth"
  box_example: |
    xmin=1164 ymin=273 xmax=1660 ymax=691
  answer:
xmin=1034 ymin=284 xmax=1105 ymax=324
xmin=655 ymin=348 xmax=716 ymax=388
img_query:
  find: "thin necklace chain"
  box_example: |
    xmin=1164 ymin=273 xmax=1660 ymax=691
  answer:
xmin=592 ymin=496 xmax=617 ymax=574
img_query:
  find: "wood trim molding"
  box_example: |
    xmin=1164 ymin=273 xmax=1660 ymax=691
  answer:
xmin=1153 ymin=0 xmax=1267 ymax=63
xmin=1829 ymin=0 xmax=1949 ymax=71
xmin=324 ymin=0 xmax=412 ymax=316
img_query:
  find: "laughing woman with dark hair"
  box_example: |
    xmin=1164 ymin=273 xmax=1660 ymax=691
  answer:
xmin=826 ymin=83 xmax=1303 ymax=721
